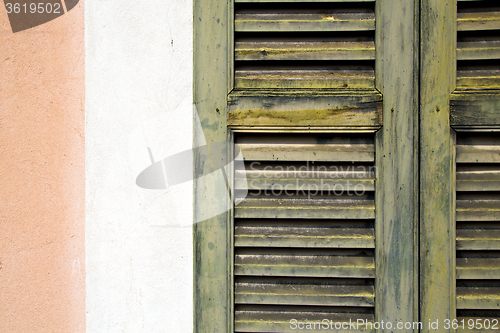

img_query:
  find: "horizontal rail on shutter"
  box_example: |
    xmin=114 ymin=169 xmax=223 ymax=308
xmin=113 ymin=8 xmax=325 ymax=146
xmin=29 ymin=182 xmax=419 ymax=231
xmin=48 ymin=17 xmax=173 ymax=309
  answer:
xmin=228 ymin=92 xmax=383 ymax=127
xmin=451 ymin=92 xmax=500 ymax=127
xmin=234 ymin=305 xmax=375 ymax=333
xmin=235 ymin=220 xmax=375 ymax=248
xmin=234 ymin=248 xmax=375 ymax=278
xmin=235 ymin=10 xmax=375 ymax=32
xmin=235 ymin=277 xmax=374 ymax=306
xmin=235 ymin=39 xmax=375 ymax=61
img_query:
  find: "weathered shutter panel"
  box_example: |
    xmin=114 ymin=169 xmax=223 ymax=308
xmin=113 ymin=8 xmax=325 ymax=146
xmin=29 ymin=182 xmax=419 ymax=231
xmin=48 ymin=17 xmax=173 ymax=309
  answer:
xmin=455 ymin=133 xmax=500 ymax=322
xmin=233 ymin=133 xmax=375 ymax=332
xmin=452 ymin=0 xmax=500 ymax=325
xmin=195 ymin=0 xmax=418 ymax=330
xmin=234 ymin=0 xmax=376 ymax=89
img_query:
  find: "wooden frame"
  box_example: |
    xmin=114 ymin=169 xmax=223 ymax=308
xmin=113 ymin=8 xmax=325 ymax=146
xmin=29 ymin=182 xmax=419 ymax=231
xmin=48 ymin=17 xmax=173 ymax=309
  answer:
xmin=420 ymin=0 xmax=457 ymax=327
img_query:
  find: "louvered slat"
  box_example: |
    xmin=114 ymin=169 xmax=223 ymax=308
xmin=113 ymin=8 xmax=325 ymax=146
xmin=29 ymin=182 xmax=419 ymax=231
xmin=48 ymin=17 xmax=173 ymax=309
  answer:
xmin=234 ymin=1 xmax=376 ymax=90
xmin=233 ymin=133 xmax=375 ymax=332
xmin=456 ymin=133 xmax=500 ymax=314
xmin=458 ymin=9 xmax=500 ymax=31
xmin=236 ymin=133 xmax=375 ymax=162
xmin=457 ymin=286 xmax=500 ymax=309
xmin=235 ymin=38 xmax=375 ymax=61
xmin=235 ymin=305 xmax=375 ymax=333
xmin=235 ymin=9 xmax=375 ymax=32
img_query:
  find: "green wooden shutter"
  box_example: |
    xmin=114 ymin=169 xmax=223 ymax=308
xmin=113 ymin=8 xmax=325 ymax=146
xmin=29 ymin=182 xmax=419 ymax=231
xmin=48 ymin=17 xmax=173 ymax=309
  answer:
xmin=195 ymin=0 xmax=418 ymax=332
xmin=421 ymin=0 xmax=500 ymax=328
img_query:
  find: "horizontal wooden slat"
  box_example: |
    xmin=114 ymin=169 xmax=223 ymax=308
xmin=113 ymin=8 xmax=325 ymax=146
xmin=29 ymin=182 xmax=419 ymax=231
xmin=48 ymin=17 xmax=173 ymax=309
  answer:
xmin=235 ymin=68 xmax=375 ymax=89
xmin=456 ymin=200 xmax=500 ymax=221
xmin=458 ymin=40 xmax=500 ymax=60
xmin=235 ymin=278 xmax=374 ymax=306
xmin=458 ymin=11 xmax=500 ymax=31
xmin=235 ymin=10 xmax=375 ymax=32
xmin=235 ymin=39 xmax=375 ymax=61
xmin=235 ymin=221 xmax=374 ymax=248
xmin=457 ymin=287 xmax=500 ymax=309
xmin=457 ymin=229 xmax=500 ymax=250
xmin=236 ymin=162 xmax=375 ymax=180
xmin=451 ymin=92 xmax=500 ymax=126
xmin=235 ymin=249 xmax=375 ymax=278
xmin=457 ymin=258 xmax=500 ymax=279
xmin=235 ymin=306 xmax=374 ymax=332
xmin=237 ymin=142 xmax=374 ymax=162
xmin=228 ymin=92 xmax=382 ymax=127
xmin=235 ymin=197 xmax=375 ymax=219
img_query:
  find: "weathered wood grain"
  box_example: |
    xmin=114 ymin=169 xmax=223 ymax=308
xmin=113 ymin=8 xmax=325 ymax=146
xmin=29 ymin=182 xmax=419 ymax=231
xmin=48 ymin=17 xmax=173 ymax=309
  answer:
xmin=420 ymin=0 xmax=457 ymax=328
xmin=451 ymin=93 xmax=500 ymax=127
xmin=235 ymin=9 xmax=375 ymax=32
xmin=228 ymin=92 xmax=382 ymax=127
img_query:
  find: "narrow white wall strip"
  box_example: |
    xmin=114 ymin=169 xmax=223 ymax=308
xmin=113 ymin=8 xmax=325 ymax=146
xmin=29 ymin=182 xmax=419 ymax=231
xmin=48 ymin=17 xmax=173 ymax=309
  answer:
xmin=86 ymin=0 xmax=193 ymax=331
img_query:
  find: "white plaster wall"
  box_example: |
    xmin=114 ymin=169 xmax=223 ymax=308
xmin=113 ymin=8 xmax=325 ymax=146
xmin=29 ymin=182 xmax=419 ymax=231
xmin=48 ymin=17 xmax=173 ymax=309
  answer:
xmin=85 ymin=0 xmax=193 ymax=331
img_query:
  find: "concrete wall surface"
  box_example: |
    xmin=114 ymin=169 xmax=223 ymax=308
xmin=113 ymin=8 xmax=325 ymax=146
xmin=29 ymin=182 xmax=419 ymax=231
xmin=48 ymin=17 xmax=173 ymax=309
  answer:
xmin=0 ymin=1 xmax=85 ymax=332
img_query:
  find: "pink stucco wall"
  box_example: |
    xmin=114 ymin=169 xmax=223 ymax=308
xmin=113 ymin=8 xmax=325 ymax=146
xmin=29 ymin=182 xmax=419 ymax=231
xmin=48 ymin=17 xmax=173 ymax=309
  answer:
xmin=0 ymin=2 xmax=85 ymax=332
